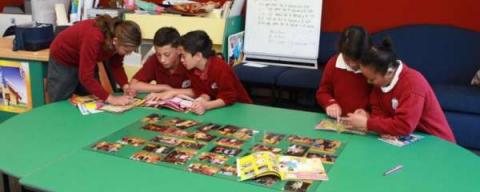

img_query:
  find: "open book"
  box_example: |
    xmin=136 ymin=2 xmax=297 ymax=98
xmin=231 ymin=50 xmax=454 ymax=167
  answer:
xmin=315 ymin=119 xmax=367 ymax=135
xmin=70 ymin=95 xmax=144 ymax=114
xmin=143 ymin=96 xmax=194 ymax=112
xmin=99 ymin=98 xmax=145 ymax=113
xmin=237 ymin=151 xmax=328 ymax=181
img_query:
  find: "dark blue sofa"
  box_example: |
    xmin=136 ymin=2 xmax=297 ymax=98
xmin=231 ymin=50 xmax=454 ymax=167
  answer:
xmin=235 ymin=25 xmax=480 ymax=149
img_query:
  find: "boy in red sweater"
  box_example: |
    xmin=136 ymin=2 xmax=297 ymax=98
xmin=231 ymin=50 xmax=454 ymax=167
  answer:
xmin=317 ymin=26 xmax=372 ymax=120
xmin=48 ymin=16 xmax=141 ymax=105
xmin=344 ymin=38 xmax=456 ymax=143
xmin=129 ymin=27 xmax=192 ymax=101
xmin=178 ymin=30 xmax=252 ymax=115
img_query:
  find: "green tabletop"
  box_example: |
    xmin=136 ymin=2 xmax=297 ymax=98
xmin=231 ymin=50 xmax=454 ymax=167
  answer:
xmin=0 ymin=101 xmax=479 ymax=192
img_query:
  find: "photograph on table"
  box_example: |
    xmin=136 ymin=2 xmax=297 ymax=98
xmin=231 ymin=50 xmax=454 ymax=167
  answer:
xmin=151 ymin=135 xmax=182 ymax=146
xmin=143 ymin=124 xmax=169 ymax=132
xmin=142 ymin=113 xmax=164 ymax=124
xmin=219 ymin=164 xmax=237 ymax=176
xmin=287 ymin=135 xmax=315 ymax=145
xmin=283 ymin=180 xmax=312 ymax=192
xmin=252 ymin=175 xmax=280 ymax=187
xmin=175 ymin=119 xmax=199 ymax=129
xmin=216 ymin=137 xmax=245 ymax=148
xmin=196 ymin=123 xmax=222 ymax=132
xmin=177 ymin=139 xmax=206 ymax=150
xmin=232 ymin=128 xmax=257 ymax=140
xmin=188 ymin=131 xmax=217 ymax=142
xmin=117 ymin=136 xmax=147 ymax=147
xmin=198 ymin=152 xmax=229 ymax=165
xmin=310 ymin=139 xmax=342 ymax=154
xmin=263 ymin=133 xmax=286 ymax=145
xmin=285 ymin=144 xmax=309 ymax=156
xmin=306 ymin=152 xmax=337 ymax=164
xmin=92 ymin=141 xmax=123 ymax=153
xmin=187 ymin=163 xmax=220 ymax=176
xmin=158 ymin=127 xmax=190 ymax=137
xmin=216 ymin=125 xmax=240 ymax=136
xmin=250 ymin=144 xmax=282 ymax=154
xmin=0 ymin=60 xmax=32 ymax=113
xmin=163 ymin=148 xmax=197 ymax=165
xmin=210 ymin=145 xmax=242 ymax=157
xmin=130 ymin=151 xmax=162 ymax=164
xmin=142 ymin=143 xmax=174 ymax=155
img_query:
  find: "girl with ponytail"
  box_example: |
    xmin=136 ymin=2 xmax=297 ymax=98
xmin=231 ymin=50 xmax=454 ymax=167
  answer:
xmin=47 ymin=15 xmax=142 ymax=105
xmin=343 ymin=38 xmax=456 ymax=143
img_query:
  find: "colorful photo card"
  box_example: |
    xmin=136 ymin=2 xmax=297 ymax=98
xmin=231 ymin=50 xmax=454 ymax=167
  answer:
xmin=92 ymin=141 xmax=123 ymax=152
xmin=263 ymin=133 xmax=285 ymax=145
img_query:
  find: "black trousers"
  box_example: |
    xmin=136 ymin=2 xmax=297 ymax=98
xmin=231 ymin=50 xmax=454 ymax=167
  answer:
xmin=46 ymin=57 xmax=90 ymax=102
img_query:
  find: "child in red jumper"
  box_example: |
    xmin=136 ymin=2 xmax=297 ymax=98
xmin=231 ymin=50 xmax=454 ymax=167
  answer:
xmin=316 ymin=26 xmax=372 ymax=120
xmin=344 ymin=38 xmax=456 ymax=143
xmin=129 ymin=27 xmax=192 ymax=101
xmin=48 ymin=15 xmax=141 ymax=105
xmin=178 ymin=30 xmax=252 ymax=115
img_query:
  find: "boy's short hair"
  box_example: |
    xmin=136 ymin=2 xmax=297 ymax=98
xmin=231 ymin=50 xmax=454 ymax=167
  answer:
xmin=179 ymin=30 xmax=215 ymax=58
xmin=153 ymin=27 xmax=180 ymax=47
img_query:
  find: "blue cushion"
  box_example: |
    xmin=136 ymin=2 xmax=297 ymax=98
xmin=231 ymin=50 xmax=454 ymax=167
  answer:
xmin=433 ymin=85 xmax=480 ymax=115
xmin=233 ymin=64 xmax=289 ymax=85
xmin=445 ymin=111 xmax=480 ymax=149
xmin=318 ymin=32 xmax=341 ymax=65
xmin=372 ymin=25 xmax=480 ymax=85
xmin=276 ymin=67 xmax=324 ymax=90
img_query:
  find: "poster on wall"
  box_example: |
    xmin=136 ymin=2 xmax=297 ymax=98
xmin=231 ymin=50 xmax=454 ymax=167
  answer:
xmin=0 ymin=60 xmax=32 ymax=113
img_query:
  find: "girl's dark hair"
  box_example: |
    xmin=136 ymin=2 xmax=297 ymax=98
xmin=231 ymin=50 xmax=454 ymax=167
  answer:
xmin=337 ymin=25 xmax=371 ymax=60
xmin=95 ymin=15 xmax=142 ymax=50
xmin=153 ymin=27 xmax=180 ymax=47
xmin=360 ymin=37 xmax=400 ymax=75
xmin=179 ymin=30 xmax=215 ymax=58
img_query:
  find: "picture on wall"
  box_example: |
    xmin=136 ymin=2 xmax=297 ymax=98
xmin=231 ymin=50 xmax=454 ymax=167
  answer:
xmin=0 ymin=60 xmax=32 ymax=113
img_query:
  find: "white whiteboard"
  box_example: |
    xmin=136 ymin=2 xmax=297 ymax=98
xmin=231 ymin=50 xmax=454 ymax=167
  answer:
xmin=244 ymin=0 xmax=322 ymax=67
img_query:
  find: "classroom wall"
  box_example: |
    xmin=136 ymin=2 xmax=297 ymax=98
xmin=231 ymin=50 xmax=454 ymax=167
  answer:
xmin=101 ymin=0 xmax=479 ymax=33
xmin=321 ymin=0 xmax=480 ymax=33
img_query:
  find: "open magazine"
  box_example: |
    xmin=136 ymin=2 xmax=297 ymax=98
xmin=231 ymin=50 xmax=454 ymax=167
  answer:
xmin=378 ymin=134 xmax=424 ymax=147
xmin=142 ymin=95 xmax=194 ymax=112
xmin=70 ymin=95 xmax=144 ymax=114
xmin=237 ymin=151 xmax=328 ymax=181
xmin=315 ymin=118 xmax=367 ymax=135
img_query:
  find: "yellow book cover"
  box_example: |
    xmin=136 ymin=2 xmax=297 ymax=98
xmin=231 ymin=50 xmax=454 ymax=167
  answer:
xmin=237 ymin=151 xmax=328 ymax=181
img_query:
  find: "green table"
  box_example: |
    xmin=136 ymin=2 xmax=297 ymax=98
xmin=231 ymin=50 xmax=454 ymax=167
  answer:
xmin=0 ymin=101 xmax=479 ymax=192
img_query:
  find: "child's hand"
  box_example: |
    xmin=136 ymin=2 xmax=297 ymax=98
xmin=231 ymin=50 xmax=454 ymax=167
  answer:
xmin=353 ymin=109 xmax=370 ymax=118
xmin=145 ymin=92 xmax=163 ymax=101
xmin=123 ymin=84 xmax=137 ymax=97
xmin=190 ymin=99 xmax=207 ymax=115
xmin=342 ymin=113 xmax=368 ymax=131
xmin=326 ymin=104 xmax=342 ymax=119
xmin=106 ymin=95 xmax=132 ymax=106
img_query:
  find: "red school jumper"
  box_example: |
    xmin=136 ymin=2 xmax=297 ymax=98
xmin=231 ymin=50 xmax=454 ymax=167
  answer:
xmin=316 ymin=54 xmax=372 ymax=115
xmin=367 ymin=63 xmax=456 ymax=143
xmin=133 ymin=55 xmax=190 ymax=88
xmin=187 ymin=56 xmax=252 ymax=105
xmin=50 ymin=19 xmax=128 ymax=100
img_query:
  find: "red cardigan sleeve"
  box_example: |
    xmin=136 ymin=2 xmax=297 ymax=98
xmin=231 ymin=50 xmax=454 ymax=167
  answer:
xmin=367 ymin=91 xmax=424 ymax=136
xmin=316 ymin=55 xmax=338 ymax=109
xmin=78 ymin=34 xmax=110 ymax=100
